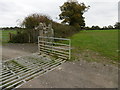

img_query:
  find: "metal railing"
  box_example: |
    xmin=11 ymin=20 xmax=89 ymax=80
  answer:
xmin=38 ymin=36 xmax=71 ymax=60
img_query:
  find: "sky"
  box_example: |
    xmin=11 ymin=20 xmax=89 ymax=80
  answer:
xmin=118 ymin=1 xmax=120 ymax=22
xmin=0 ymin=0 xmax=119 ymax=28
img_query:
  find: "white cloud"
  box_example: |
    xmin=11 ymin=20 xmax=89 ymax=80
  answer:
xmin=118 ymin=1 xmax=120 ymax=22
xmin=84 ymin=1 xmax=118 ymax=27
xmin=0 ymin=0 xmax=119 ymax=27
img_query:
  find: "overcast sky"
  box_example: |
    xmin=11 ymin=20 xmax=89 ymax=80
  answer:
xmin=0 ymin=0 xmax=119 ymax=27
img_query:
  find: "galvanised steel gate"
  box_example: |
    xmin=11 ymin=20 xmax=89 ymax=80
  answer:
xmin=38 ymin=36 xmax=71 ymax=60
xmin=1 ymin=37 xmax=71 ymax=89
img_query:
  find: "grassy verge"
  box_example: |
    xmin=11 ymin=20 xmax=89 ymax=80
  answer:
xmin=69 ymin=30 xmax=118 ymax=62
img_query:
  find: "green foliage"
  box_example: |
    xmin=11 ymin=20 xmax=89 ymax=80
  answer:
xmin=108 ymin=25 xmax=114 ymax=29
xmin=22 ymin=13 xmax=52 ymax=29
xmin=8 ymin=22 xmax=78 ymax=43
xmin=91 ymin=26 xmax=101 ymax=30
xmin=9 ymin=30 xmax=29 ymax=43
xmin=70 ymin=30 xmax=118 ymax=61
xmin=59 ymin=1 xmax=90 ymax=29
xmin=114 ymin=22 xmax=120 ymax=29
xmin=9 ymin=13 xmax=52 ymax=43
xmin=85 ymin=25 xmax=116 ymax=30
xmin=52 ymin=22 xmax=78 ymax=38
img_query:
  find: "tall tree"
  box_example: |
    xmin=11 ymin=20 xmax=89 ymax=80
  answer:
xmin=91 ymin=26 xmax=101 ymax=30
xmin=22 ymin=13 xmax=52 ymax=29
xmin=114 ymin=22 xmax=120 ymax=29
xmin=59 ymin=1 xmax=90 ymax=29
xmin=108 ymin=25 xmax=113 ymax=29
xmin=21 ymin=13 xmax=52 ymax=43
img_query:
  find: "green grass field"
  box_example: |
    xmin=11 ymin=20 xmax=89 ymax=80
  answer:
xmin=1 ymin=29 xmax=118 ymax=62
xmin=1 ymin=30 xmax=17 ymax=43
xmin=70 ymin=30 xmax=118 ymax=61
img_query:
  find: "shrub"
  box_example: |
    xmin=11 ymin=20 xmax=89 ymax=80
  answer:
xmin=53 ymin=22 xmax=78 ymax=38
xmin=22 ymin=13 xmax=52 ymax=29
xmin=9 ymin=30 xmax=29 ymax=43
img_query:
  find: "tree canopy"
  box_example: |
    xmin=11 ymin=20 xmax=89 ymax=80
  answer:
xmin=114 ymin=22 xmax=120 ymax=29
xmin=22 ymin=13 xmax=52 ymax=29
xmin=59 ymin=1 xmax=90 ymax=29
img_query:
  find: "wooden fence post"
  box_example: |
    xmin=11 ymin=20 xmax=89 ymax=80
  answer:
xmin=9 ymin=33 xmax=12 ymax=41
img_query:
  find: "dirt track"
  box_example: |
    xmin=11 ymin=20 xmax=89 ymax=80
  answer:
xmin=2 ymin=43 xmax=118 ymax=88
xmin=2 ymin=43 xmax=38 ymax=60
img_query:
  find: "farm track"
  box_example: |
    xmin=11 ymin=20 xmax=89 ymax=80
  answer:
xmin=2 ymin=43 xmax=38 ymax=60
xmin=1 ymin=43 xmax=119 ymax=88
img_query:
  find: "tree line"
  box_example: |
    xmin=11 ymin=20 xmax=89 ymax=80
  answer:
xmin=1 ymin=26 xmax=23 ymax=30
xmin=85 ymin=22 xmax=120 ymax=30
xmin=2 ymin=22 xmax=119 ymax=31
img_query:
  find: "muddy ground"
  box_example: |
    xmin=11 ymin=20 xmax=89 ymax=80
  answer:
xmin=1 ymin=43 xmax=118 ymax=88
